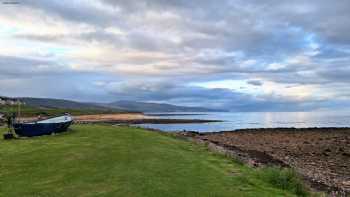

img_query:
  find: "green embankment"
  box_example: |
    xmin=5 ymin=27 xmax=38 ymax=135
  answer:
xmin=0 ymin=125 xmax=307 ymax=197
xmin=0 ymin=105 xmax=121 ymax=117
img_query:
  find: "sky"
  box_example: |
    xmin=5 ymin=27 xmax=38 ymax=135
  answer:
xmin=0 ymin=0 xmax=350 ymax=111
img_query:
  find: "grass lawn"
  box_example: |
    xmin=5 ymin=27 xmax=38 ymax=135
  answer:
xmin=0 ymin=125 xmax=304 ymax=197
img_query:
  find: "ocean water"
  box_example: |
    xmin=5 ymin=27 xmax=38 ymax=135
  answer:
xmin=135 ymin=111 xmax=350 ymax=132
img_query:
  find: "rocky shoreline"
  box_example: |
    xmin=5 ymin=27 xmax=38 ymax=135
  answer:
xmin=178 ymin=127 xmax=350 ymax=194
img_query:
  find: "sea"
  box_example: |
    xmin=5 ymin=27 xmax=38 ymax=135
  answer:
xmin=135 ymin=111 xmax=350 ymax=132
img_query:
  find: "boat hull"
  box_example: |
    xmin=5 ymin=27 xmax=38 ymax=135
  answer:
xmin=13 ymin=121 xmax=73 ymax=137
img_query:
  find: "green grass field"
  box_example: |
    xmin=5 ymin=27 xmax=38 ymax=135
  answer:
xmin=0 ymin=125 xmax=307 ymax=197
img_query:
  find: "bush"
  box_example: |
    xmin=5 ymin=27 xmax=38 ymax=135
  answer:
xmin=258 ymin=167 xmax=309 ymax=196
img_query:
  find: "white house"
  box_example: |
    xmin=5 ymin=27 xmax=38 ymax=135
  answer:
xmin=0 ymin=98 xmax=5 ymax=105
xmin=0 ymin=97 xmax=23 ymax=105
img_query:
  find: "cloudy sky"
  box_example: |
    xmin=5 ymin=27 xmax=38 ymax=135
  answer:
xmin=1 ymin=0 xmax=350 ymax=111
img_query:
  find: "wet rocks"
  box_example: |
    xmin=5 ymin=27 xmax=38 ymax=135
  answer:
xmin=186 ymin=128 xmax=350 ymax=194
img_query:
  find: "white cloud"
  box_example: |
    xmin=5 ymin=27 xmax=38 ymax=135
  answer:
xmin=0 ymin=0 xmax=350 ymax=111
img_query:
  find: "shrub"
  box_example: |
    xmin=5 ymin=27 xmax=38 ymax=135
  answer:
xmin=258 ymin=167 xmax=309 ymax=196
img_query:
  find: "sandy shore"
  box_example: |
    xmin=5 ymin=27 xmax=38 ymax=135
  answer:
xmin=74 ymin=113 xmax=149 ymax=122
xmin=180 ymin=128 xmax=350 ymax=193
xmin=73 ymin=113 xmax=220 ymax=124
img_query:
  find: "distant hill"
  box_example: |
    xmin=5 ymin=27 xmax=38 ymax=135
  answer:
xmin=104 ymin=100 xmax=225 ymax=112
xmin=0 ymin=97 xmax=127 ymax=117
xmin=1 ymin=96 xmax=225 ymax=114
xmin=18 ymin=97 xmax=125 ymax=112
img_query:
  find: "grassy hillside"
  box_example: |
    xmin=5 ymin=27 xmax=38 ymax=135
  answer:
xmin=2 ymin=96 xmax=224 ymax=113
xmin=0 ymin=105 xmax=125 ymax=117
xmin=0 ymin=125 xmax=308 ymax=197
xmin=19 ymin=97 xmax=117 ymax=110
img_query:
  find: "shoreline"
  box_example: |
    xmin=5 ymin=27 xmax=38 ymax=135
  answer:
xmin=75 ymin=118 xmax=220 ymax=124
xmin=145 ymin=113 xmax=208 ymax=116
xmin=73 ymin=113 xmax=221 ymax=124
xmin=177 ymin=127 xmax=350 ymax=194
xmin=0 ymin=113 xmax=221 ymax=125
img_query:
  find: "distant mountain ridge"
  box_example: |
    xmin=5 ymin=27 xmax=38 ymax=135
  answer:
xmin=102 ymin=100 xmax=224 ymax=112
xmin=18 ymin=97 xmax=125 ymax=112
xmin=7 ymin=97 xmax=224 ymax=112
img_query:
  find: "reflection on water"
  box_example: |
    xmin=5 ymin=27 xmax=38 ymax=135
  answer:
xmin=137 ymin=111 xmax=350 ymax=132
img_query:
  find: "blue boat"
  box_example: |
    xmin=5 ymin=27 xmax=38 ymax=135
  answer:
xmin=13 ymin=115 xmax=73 ymax=137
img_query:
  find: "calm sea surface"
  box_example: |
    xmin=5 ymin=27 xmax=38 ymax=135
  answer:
xmin=135 ymin=111 xmax=350 ymax=132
